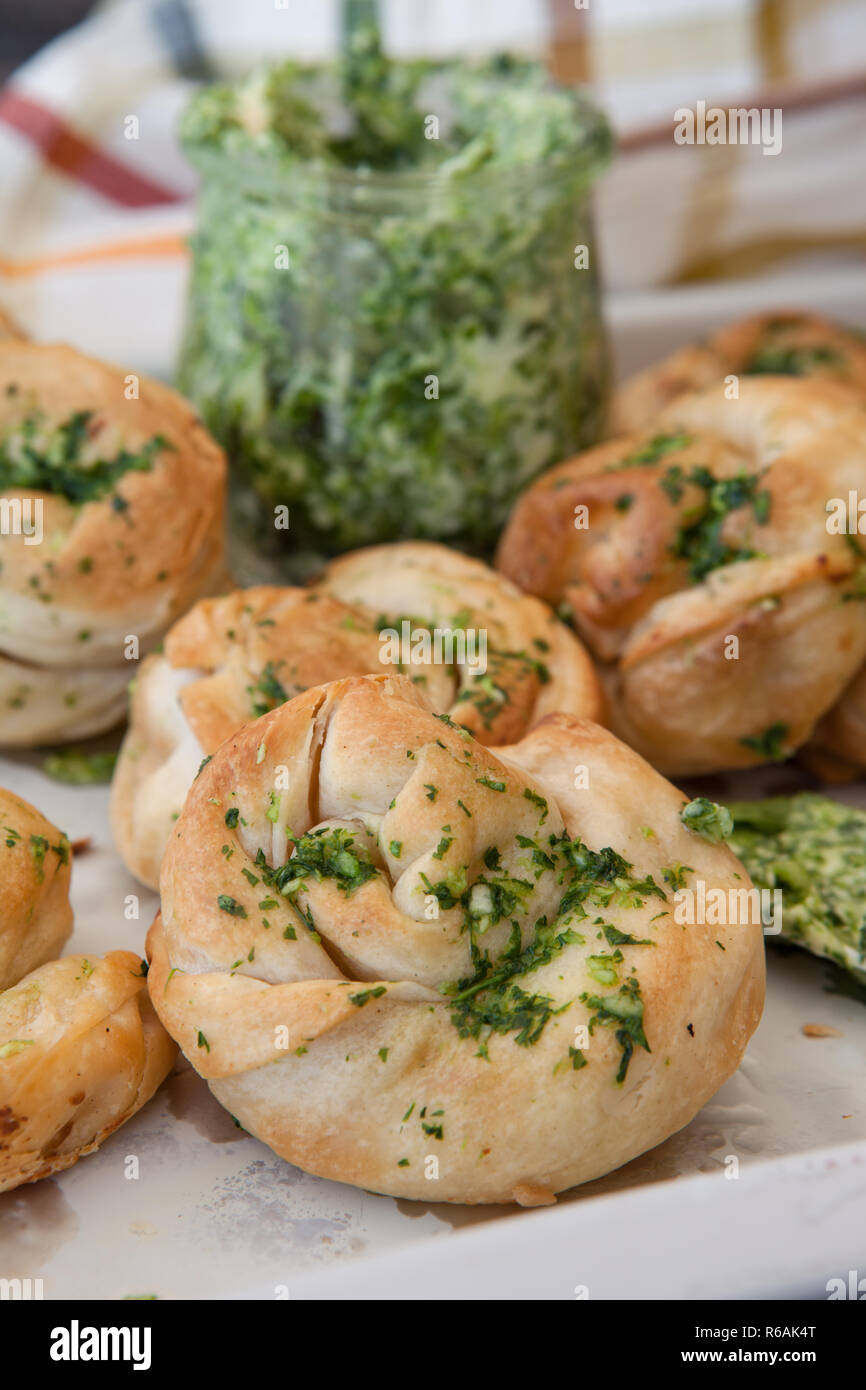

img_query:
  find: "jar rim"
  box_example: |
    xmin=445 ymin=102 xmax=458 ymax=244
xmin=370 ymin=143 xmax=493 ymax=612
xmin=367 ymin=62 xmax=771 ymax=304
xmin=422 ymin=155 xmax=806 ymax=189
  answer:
xmin=183 ymin=95 xmax=613 ymax=202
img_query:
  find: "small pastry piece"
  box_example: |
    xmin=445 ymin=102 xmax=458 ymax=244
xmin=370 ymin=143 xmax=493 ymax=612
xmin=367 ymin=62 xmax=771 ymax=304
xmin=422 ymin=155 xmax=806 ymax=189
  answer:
xmin=498 ymin=377 xmax=866 ymax=775
xmin=612 ymin=310 xmax=866 ymax=433
xmin=0 ymin=341 xmax=227 ymax=746
xmin=111 ymin=546 xmax=602 ymax=890
xmin=0 ymin=951 xmax=176 ymax=1193
xmin=148 ymin=672 xmax=764 ymax=1205
xmin=0 ymin=788 xmax=72 ymax=993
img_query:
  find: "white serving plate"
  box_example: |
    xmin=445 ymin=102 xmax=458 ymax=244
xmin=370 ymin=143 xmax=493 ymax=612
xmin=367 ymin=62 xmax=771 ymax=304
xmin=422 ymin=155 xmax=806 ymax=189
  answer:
xmin=2 ymin=285 xmax=866 ymax=1301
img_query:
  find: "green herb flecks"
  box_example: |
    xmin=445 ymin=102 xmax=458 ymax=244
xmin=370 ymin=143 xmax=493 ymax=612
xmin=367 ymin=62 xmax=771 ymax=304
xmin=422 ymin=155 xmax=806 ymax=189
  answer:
xmin=581 ymin=978 xmax=650 ymax=1084
xmin=680 ymin=797 xmax=733 ymax=843
xmin=42 ymin=749 xmax=117 ymax=785
xmin=0 ymin=410 xmax=170 ymax=504
xmin=552 ymin=836 xmax=666 ymax=920
xmin=249 ymin=662 xmax=289 ymax=717
xmin=217 ymin=895 xmax=248 ymax=918
xmin=349 ymin=986 xmax=387 ymax=1007
xmin=260 ymin=826 xmax=379 ymax=899
xmin=614 ymin=432 xmax=693 ymax=469
xmin=744 ymin=344 xmax=843 ymax=376
xmin=738 ymin=721 xmax=791 ymax=763
xmin=662 ymin=464 xmax=771 ymax=583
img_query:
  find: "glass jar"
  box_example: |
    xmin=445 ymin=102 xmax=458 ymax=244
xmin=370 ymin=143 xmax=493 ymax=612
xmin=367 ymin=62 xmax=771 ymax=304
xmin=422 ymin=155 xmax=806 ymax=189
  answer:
xmin=178 ymin=98 xmax=611 ymax=578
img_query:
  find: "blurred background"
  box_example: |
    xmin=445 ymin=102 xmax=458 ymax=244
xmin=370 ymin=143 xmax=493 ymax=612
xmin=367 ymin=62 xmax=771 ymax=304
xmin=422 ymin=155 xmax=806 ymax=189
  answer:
xmin=0 ymin=0 xmax=863 ymax=375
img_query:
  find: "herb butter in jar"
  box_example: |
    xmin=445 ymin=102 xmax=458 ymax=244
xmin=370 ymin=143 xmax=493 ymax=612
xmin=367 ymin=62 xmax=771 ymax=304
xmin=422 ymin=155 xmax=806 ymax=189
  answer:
xmin=178 ymin=26 xmax=612 ymax=572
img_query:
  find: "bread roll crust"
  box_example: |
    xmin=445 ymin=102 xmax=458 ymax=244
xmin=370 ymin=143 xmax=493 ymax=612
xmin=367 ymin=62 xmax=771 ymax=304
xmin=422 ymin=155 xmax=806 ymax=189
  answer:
xmin=0 ymin=342 xmax=227 ymax=745
xmin=0 ymin=788 xmax=72 ymax=993
xmin=498 ymin=377 xmax=866 ymax=774
xmin=112 ymin=546 xmax=603 ymax=889
xmin=149 ymin=672 xmax=764 ymax=1204
xmin=0 ymin=951 xmax=177 ymax=1193
xmin=612 ymin=310 xmax=866 ymax=433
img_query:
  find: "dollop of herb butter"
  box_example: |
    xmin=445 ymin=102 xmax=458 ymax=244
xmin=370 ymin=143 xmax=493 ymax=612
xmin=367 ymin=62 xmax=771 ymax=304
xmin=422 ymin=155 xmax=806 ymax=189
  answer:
xmin=728 ymin=793 xmax=866 ymax=985
xmin=42 ymin=749 xmax=118 ymax=785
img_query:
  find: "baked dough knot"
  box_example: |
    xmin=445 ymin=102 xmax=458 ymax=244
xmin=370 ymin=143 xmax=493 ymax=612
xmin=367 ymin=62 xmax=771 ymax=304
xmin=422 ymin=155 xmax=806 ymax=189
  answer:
xmin=111 ymin=543 xmax=604 ymax=889
xmin=498 ymin=376 xmax=866 ymax=775
xmin=148 ymin=672 xmax=764 ymax=1204
xmin=611 ymin=310 xmax=866 ymax=433
xmin=0 ymin=787 xmax=73 ymax=993
xmin=0 ymin=951 xmax=176 ymax=1193
xmin=0 ymin=341 xmax=227 ymax=746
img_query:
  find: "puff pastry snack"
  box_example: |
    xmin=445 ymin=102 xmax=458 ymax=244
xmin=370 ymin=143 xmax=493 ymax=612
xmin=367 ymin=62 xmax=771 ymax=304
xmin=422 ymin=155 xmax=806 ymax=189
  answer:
xmin=0 ymin=341 xmax=227 ymax=745
xmin=147 ymin=672 xmax=764 ymax=1205
xmin=612 ymin=310 xmax=866 ymax=434
xmin=497 ymin=377 xmax=866 ymax=776
xmin=112 ymin=546 xmax=602 ymax=889
xmin=0 ymin=788 xmax=72 ymax=992
xmin=111 ymin=586 xmax=385 ymax=889
xmin=0 ymin=951 xmax=176 ymax=1192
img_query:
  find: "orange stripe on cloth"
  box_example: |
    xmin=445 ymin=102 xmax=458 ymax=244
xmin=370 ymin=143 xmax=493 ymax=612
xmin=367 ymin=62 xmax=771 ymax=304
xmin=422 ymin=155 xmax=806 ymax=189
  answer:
xmin=0 ymin=233 xmax=188 ymax=278
xmin=0 ymin=89 xmax=184 ymax=207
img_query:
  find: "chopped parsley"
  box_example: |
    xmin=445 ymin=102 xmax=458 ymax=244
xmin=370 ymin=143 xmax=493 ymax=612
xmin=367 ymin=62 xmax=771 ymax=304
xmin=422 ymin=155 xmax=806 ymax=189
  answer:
xmin=266 ymin=827 xmax=379 ymax=897
xmin=476 ymin=775 xmax=506 ymax=793
xmin=680 ymin=798 xmax=733 ymax=843
xmin=662 ymin=465 xmax=771 ymax=583
xmin=614 ymin=432 xmax=693 ymax=468
xmin=217 ymin=895 xmax=248 ymax=918
xmin=248 ymin=661 xmax=289 ymax=717
xmin=0 ymin=409 xmax=170 ymax=503
xmin=348 ymin=986 xmax=387 ymax=1007
xmin=743 ymin=343 xmax=843 ymax=376
xmin=581 ymin=978 xmax=649 ymax=1084
xmin=738 ymin=721 xmax=791 ymax=763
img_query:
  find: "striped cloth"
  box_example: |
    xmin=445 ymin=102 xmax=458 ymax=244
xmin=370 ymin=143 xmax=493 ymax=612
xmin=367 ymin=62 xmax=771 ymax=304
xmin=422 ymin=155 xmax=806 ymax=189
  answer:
xmin=0 ymin=0 xmax=864 ymax=379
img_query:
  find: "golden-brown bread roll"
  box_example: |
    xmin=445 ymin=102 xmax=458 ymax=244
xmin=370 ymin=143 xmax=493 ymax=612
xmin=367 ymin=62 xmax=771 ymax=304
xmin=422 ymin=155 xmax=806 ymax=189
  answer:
xmin=0 ymin=341 xmax=227 ymax=746
xmin=147 ymin=672 xmax=764 ymax=1205
xmin=0 ymin=950 xmax=177 ymax=1193
xmin=497 ymin=377 xmax=866 ymax=776
xmin=111 ymin=545 xmax=603 ymax=890
xmin=0 ymin=788 xmax=72 ymax=992
xmin=612 ymin=310 xmax=866 ymax=434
